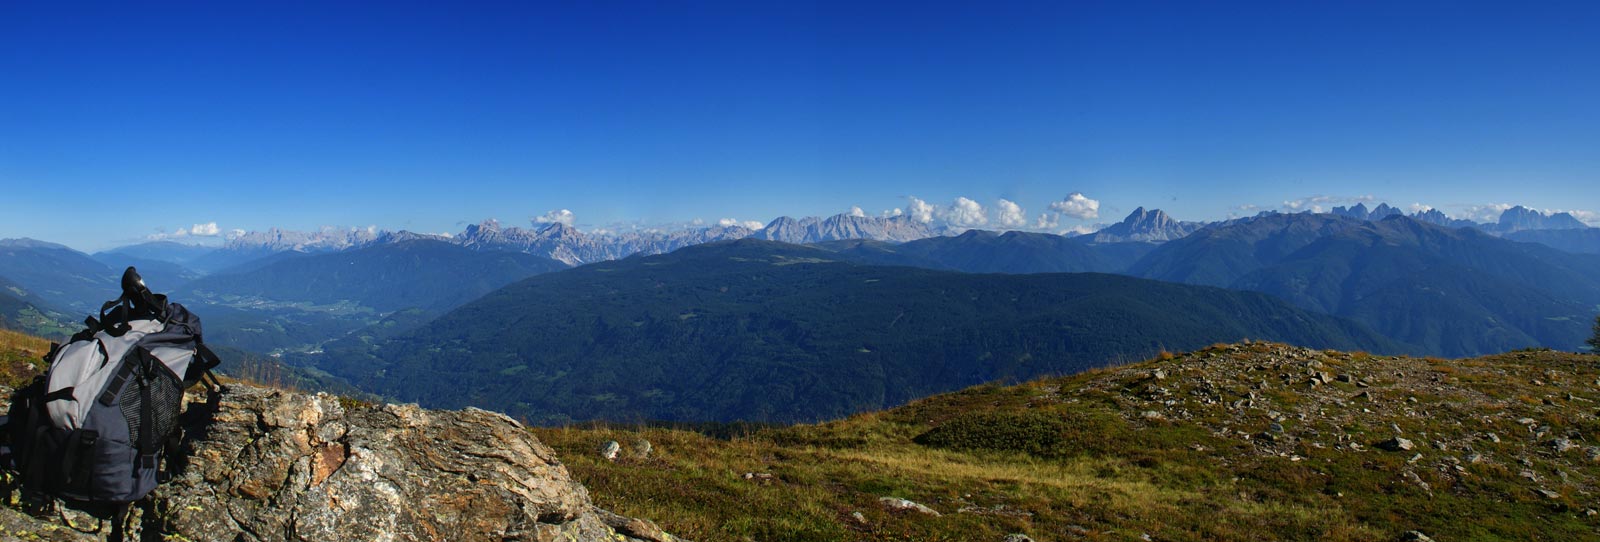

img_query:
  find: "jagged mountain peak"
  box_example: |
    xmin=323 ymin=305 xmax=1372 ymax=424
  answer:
xmin=1089 ymin=207 xmax=1201 ymax=243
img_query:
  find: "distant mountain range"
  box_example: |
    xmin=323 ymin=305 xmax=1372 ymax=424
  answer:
xmin=314 ymin=240 xmax=1400 ymax=424
xmin=4 ymin=200 xmax=1596 ymax=358
xmin=1127 ymin=213 xmax=1600 ymax=356
xmin=86 ymin=202 xmax=1597 ymax=282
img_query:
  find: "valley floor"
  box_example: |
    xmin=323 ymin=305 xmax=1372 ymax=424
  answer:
xmin=536 ymin=343 xmax=1600 ymax=542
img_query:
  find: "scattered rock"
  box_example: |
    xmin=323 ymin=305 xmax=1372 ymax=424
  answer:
xmin=600 ymin=440 xmax=623 ymax=461
xmin=1549 ymin=438 xmax=1577 ymax=453
xmin=1002 ymin=534 xmax=1036 ymax=542
xmin=879 ymin=497 xmax=941 ymax=516
xmin=1401 ymin=530 xmax=1435 ymax=542
xmin=1378 ymin=437 xmax=1415 ymax=452
xmin=1535 ymin=488 xmax=1562 ymax=500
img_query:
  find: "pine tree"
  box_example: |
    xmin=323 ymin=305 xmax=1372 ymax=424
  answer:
xmin=1590 ymin=314 xmax=1600 ymax=354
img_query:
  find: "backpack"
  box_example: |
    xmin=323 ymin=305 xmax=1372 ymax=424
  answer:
xmin=2 ymin=266 xmax=224 ymax=515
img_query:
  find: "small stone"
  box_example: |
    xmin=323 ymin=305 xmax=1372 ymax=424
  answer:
xmin=1268 ymin=422 xmax=1285 ymax=434
xmin=632 ymin=438 xmax=653 ymax=459
xmin=1151 ymin=369 xmax=1167 ymax=380
xmin=850 ymin=511 xmax=868 ymax=524
xmin=1466 ymin=453 xmax=1483 ymax=464
xmin=879 ymin=497 xmax=941 ymax=516
xmin=1142 ymin=410 xmax=1164 ymax=420
xmin=1517 ymin=417 xmax=1537 ymax=425
xmin=599 ymin=440 xmax=622 ymax=461
xmin=1549 ymin=438 xmax=1577 ymax=453
xmin=1484 ymin=433 xmax=1500 ymax=443
xmin=1002 ymin=535 xmax=1037 ymax=542
xmin=1408 ymin=453 xmax=1423 ymax=464
xmin=1535 ymin=488 xmax=1561 ymax=500
xmin=1401 ymin=531 xmax=1435 ymax=542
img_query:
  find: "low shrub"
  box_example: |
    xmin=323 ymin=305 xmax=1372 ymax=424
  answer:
xmin=911 ymin=411 xmax=1067 ymax=456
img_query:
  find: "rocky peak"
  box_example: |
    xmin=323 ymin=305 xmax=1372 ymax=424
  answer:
xmin=0 ymin=384 xmax=679 ymax=542
xmin=1496 ymin=205 xmax=1587 ymax=233
xmin=534 ymin=222 xmax=584 ymax=241
xmin=467 ymin=219 xmax=503 ymax=235
xmin=751 ymin=213 xmax=940 ymax=244
xmin=1090 ymin=207 xmax=1201 ymax=243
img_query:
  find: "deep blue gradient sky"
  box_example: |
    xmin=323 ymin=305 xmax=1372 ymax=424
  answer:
xmin=3 ymin=1 xmax=1598 ymax=250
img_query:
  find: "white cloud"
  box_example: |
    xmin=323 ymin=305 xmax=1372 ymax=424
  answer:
xmin=848 ymin=206 xmax=866 ymax=218
xmin=189 ymin=222 xmax=221 ymax=236
xmin=906 ymin=197 xmax=936 ymax=224
xmin=882 ymin=208 xmax=904 ymax=218
xmin=1563 ymin=209 xmax=1600 ymax=226
xmin=228 ymin=229 xmax=246 ymax=238
xmin=943 ymin=197 xmax=988 ymax=228
xmin=1454 ymin=203 xmax=1514 ymax=223
xmin=1035 ymin=213 xmax=1059 ymax=230
xmin=533 ymin=209 xmax=576 ymax=227
xmin=716 ymin=218 xmax=766 ymax=230
xmin=1279 ymin=194 xmax=1377 ymax=214
xmin=1046 ymin=192 xmax=1100 ymax=221
xmin=994 ymin=199 xmax=1026 ymax=228
xmin=1408 ymin=203 xmax=1434 ymax=214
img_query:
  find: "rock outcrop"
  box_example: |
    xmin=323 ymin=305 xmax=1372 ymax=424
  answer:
xmin=2 ymin=385 xmax=679 ymax=542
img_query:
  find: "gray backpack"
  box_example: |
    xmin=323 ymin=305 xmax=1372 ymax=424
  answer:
xmin=4 ymin=267 xmax=223 ymax=513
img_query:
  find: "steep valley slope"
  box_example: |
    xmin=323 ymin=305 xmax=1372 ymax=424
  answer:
xmin=317 ymin=240 xmax=1402 ymax=424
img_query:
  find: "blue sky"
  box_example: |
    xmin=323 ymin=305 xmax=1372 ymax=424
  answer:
xmin=3 ymin=1 xmax=1598 ymax=251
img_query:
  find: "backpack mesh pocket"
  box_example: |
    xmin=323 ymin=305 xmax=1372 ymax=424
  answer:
xmin=119 ymin=365 xmax=183 ymax=448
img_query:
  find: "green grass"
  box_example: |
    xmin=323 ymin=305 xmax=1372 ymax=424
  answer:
xmin=535 ymin=343 xmax=1600 ymax=541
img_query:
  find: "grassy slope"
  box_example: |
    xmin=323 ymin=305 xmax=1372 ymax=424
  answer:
xmin=537 ymin=343 xmax=1600 ymax=541
xmin=0 ymin=329 xmax=50 ymax=389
